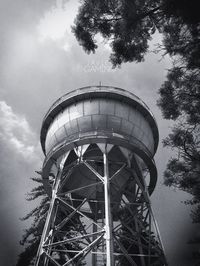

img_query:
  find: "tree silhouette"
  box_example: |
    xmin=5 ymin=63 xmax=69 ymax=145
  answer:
xmin=72 ymin=0 xmax=200 ymax=67
xmin=158 ymin=73 xmax=200 ymax=264
xmin=16 ymin=176 xmax=48 ymax=266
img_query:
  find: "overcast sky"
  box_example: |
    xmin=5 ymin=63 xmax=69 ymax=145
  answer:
xmin=0 ymin=1 xmax=198 ymax=265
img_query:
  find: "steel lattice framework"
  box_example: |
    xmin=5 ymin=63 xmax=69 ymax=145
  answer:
xmin=35 ymin=86 xmax=167 ymax=266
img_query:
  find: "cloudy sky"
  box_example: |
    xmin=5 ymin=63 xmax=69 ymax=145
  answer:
xmin=0 ymin=1 xmax=198 ymax=265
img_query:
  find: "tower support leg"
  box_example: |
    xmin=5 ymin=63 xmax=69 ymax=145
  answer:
xmin=103 ymin=149 xmax=114 ymax=266
xmin=35 ymin=170 xmax=61 ymax=266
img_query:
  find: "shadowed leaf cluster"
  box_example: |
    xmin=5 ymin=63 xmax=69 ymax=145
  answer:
xmin=72 ymin=0 xmax=200 ymax=68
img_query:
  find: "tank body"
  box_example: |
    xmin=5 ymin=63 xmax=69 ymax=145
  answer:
xmin=41 ymin=86 xmax=158 ymax=157
xmin=45 ymin=96 xmax=156 ymax=156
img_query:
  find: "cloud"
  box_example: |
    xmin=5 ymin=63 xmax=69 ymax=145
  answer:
xmin=37 ymin=0 xmax=79 ymax=43
xmin=0 ymin=101 xmax=42 ymax=265
xmin=0 ymin=101 xmax=39 ymax=160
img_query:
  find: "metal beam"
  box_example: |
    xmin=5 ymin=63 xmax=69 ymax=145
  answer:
xmin=103 ymin=147 xmax=114 ymax=266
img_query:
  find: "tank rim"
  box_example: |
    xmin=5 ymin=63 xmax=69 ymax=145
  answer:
xmin=40 ymin=86 xmax=159 ymax=155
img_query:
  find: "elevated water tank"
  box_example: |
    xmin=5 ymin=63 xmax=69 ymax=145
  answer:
xmin=36 ymin=86 xmax=167 ymax=266
xmin=40 ymin=86 xmax=158 ymax=196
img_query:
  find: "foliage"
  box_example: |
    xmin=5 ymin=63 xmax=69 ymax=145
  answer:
xmin=157 ymin=66 xmax=200 ymax=222
xmin=163 ymin=124 xmax=200 ymax=196
xmin=158 ymin=67 xmax=200 ymax=122
xmin=72 ymin=0 xmax=162 ymax=66
xmin=157 ymin=50 xmax=200 ymax=265
xmin=158 ymin=68 xmax=200 ymax=262
xmin=16 ymin=176 xmax=49 ymax=266
xmin=72 ymin=0 xmax=200 ymax=67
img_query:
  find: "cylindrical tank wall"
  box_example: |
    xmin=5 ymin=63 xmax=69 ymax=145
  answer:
xmin=45 ymin=98 xmax=155 ymax=156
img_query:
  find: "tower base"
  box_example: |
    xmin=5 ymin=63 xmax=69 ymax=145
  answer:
xmin=35 ymin=143 xmax=167 ymax=266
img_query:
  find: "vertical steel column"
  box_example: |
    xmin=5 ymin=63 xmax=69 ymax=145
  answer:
xmin=92 ymin=201 xmax=97 ymax=266
xmin=103 ymin=147 xmax=114 ymax=266
xmin=35 ymin=169 xmax=61 ymax=266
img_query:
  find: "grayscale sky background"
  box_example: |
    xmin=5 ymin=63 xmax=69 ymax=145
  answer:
xmin=0 ymin=1 xmax=198 ymax=265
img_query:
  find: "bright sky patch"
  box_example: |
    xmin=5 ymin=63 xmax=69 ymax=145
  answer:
xmin=37 ymin=0 xmax=80 ymax=50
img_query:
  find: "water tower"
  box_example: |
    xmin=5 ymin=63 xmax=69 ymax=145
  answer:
xmin=35 ymin=86 xmax=167 ymax=266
